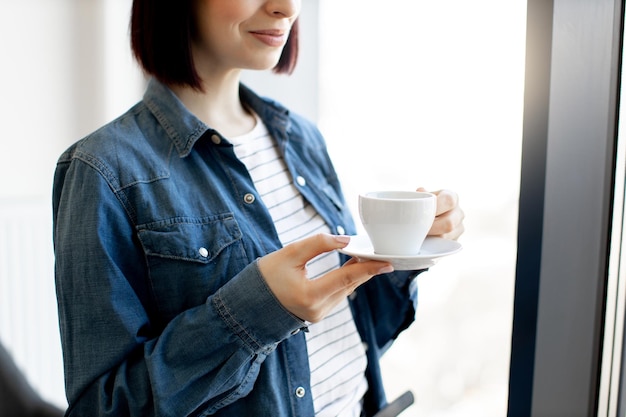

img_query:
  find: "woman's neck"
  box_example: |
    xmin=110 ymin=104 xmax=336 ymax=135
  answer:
xmin=169 ymin=71 xmax=256 ymax=138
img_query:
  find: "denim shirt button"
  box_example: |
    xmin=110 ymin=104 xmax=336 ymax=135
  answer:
xmin=243 ymin=193 xmax=256 ymax=204
xmin=291 ymin=328 xmax=300 ymax=335
xmin=296 ymin=175 xmax=306 ymax=187
xmin=295 ymin=386 xmax=306 ymax=398
xmin=211 ymin=134 xmax=221 ymax=145
xmin=198 ymin=247 xmax=209 ymax=258
xmin=336 ymin=225 xmax=346 ymax=235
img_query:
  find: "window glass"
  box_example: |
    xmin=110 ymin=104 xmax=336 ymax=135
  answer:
xmin=318 ymin=1 xmax=527 ymax=415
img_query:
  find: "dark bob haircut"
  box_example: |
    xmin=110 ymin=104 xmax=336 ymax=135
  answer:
xmin=130 ymin=0 xmax=299 ymax=91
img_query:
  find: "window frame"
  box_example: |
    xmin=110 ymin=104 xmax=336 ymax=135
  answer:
xmin=508 ymin=0 xmax=624 ymax=416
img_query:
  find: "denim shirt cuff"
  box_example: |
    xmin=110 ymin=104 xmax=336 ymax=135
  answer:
xmin=213 ymin=260 xmax=305 ymax=352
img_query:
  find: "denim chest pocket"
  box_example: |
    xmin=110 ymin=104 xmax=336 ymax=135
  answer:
xmin=137 ymin=214 xmax=246 ymax=325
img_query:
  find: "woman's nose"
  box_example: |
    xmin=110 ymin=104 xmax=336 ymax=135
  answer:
xmin=265 ymin=0 xmax=301 ymax=19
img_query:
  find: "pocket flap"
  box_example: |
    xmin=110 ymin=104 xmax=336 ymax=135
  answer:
xmin=137 ymin=214 xmax=242 ymax=263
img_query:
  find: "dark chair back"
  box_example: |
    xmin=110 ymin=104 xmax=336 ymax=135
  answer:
xmin=0 ymin=342 xmax=65 ymax=417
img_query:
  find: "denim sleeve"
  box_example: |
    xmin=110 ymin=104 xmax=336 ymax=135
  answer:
xmin=53 ymin=157 xmax=304 ymax=417
xmin=349 ymin=268 xmax=423 ymax=415
xmin=360 ymin=269 xmax=421 ymax=350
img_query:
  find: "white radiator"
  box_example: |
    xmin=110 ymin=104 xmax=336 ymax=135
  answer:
xmin=0 ymin=198 xmax=67 ymax=409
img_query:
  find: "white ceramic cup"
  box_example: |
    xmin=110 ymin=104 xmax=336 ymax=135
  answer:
xmin=358 ymin=191 xmax=437 ymax=255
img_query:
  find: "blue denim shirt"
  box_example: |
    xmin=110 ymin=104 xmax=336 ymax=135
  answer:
xmin=53 ymin=79 xmax=421 ymax=417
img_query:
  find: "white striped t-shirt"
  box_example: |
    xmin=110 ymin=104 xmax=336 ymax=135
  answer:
xmin=228 ymin=114 xmax=368 ymax=417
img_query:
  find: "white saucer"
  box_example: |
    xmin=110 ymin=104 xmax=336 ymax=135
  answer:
xmin=338 ymin=235 xmax=462 ymax=271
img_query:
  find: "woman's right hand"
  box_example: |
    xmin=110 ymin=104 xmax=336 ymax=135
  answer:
xmin=257 ymin=234 xmax=393 ymax=323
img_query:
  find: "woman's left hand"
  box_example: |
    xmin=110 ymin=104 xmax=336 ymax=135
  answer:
xmin=418 ymin=188 xmax=465 ymax=241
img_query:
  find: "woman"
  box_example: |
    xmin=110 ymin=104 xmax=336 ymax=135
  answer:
xmin=52 ymin=1 xmax=464 ymax=416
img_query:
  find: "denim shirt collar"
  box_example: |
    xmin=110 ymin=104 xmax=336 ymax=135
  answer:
xmin=143 ymin=78 xmax=291 ymax=158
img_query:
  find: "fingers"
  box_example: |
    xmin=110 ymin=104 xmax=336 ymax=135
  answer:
xmin=418 ymin=188 xmax=458 ymax=216
xmin=301 ymin=260 xmax=393 ymax=322
xmin=431 ymin=209 xmax=465 ymax=239
xmin=281 ymin=233 xmax=352 ymax=267
xmin=433 ymin=189 xmax=458 ymax=216
xmin=258 ymin=233 xmax=393 ymax=323
xmin=429 ymin=205 xmax=465 ymax=237
xmin=320 ymin=259 xmax=393 ymax=295
xmin=417 ymin=187 xmax=465 ymax=240
xmin=442 ymin=221 xmax=465 ymax=241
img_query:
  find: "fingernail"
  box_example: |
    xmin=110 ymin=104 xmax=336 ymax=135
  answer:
xmin=378 ymin=265 xmax=394 ymax=274
xmin=334 ymin=235 xmax=351 ymax=245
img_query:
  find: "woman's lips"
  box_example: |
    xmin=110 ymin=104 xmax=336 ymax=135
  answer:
xmin=249 ymin=29 xmax=288 ymax=47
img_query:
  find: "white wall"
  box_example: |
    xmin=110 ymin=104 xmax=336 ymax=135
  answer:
xmin=1 ymin=1 xmax=74 ymax=199
xmin=0 ymin=0 xmax=143 ymax=200
xmin=0 ymin=0 xmax=143 ymax=408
